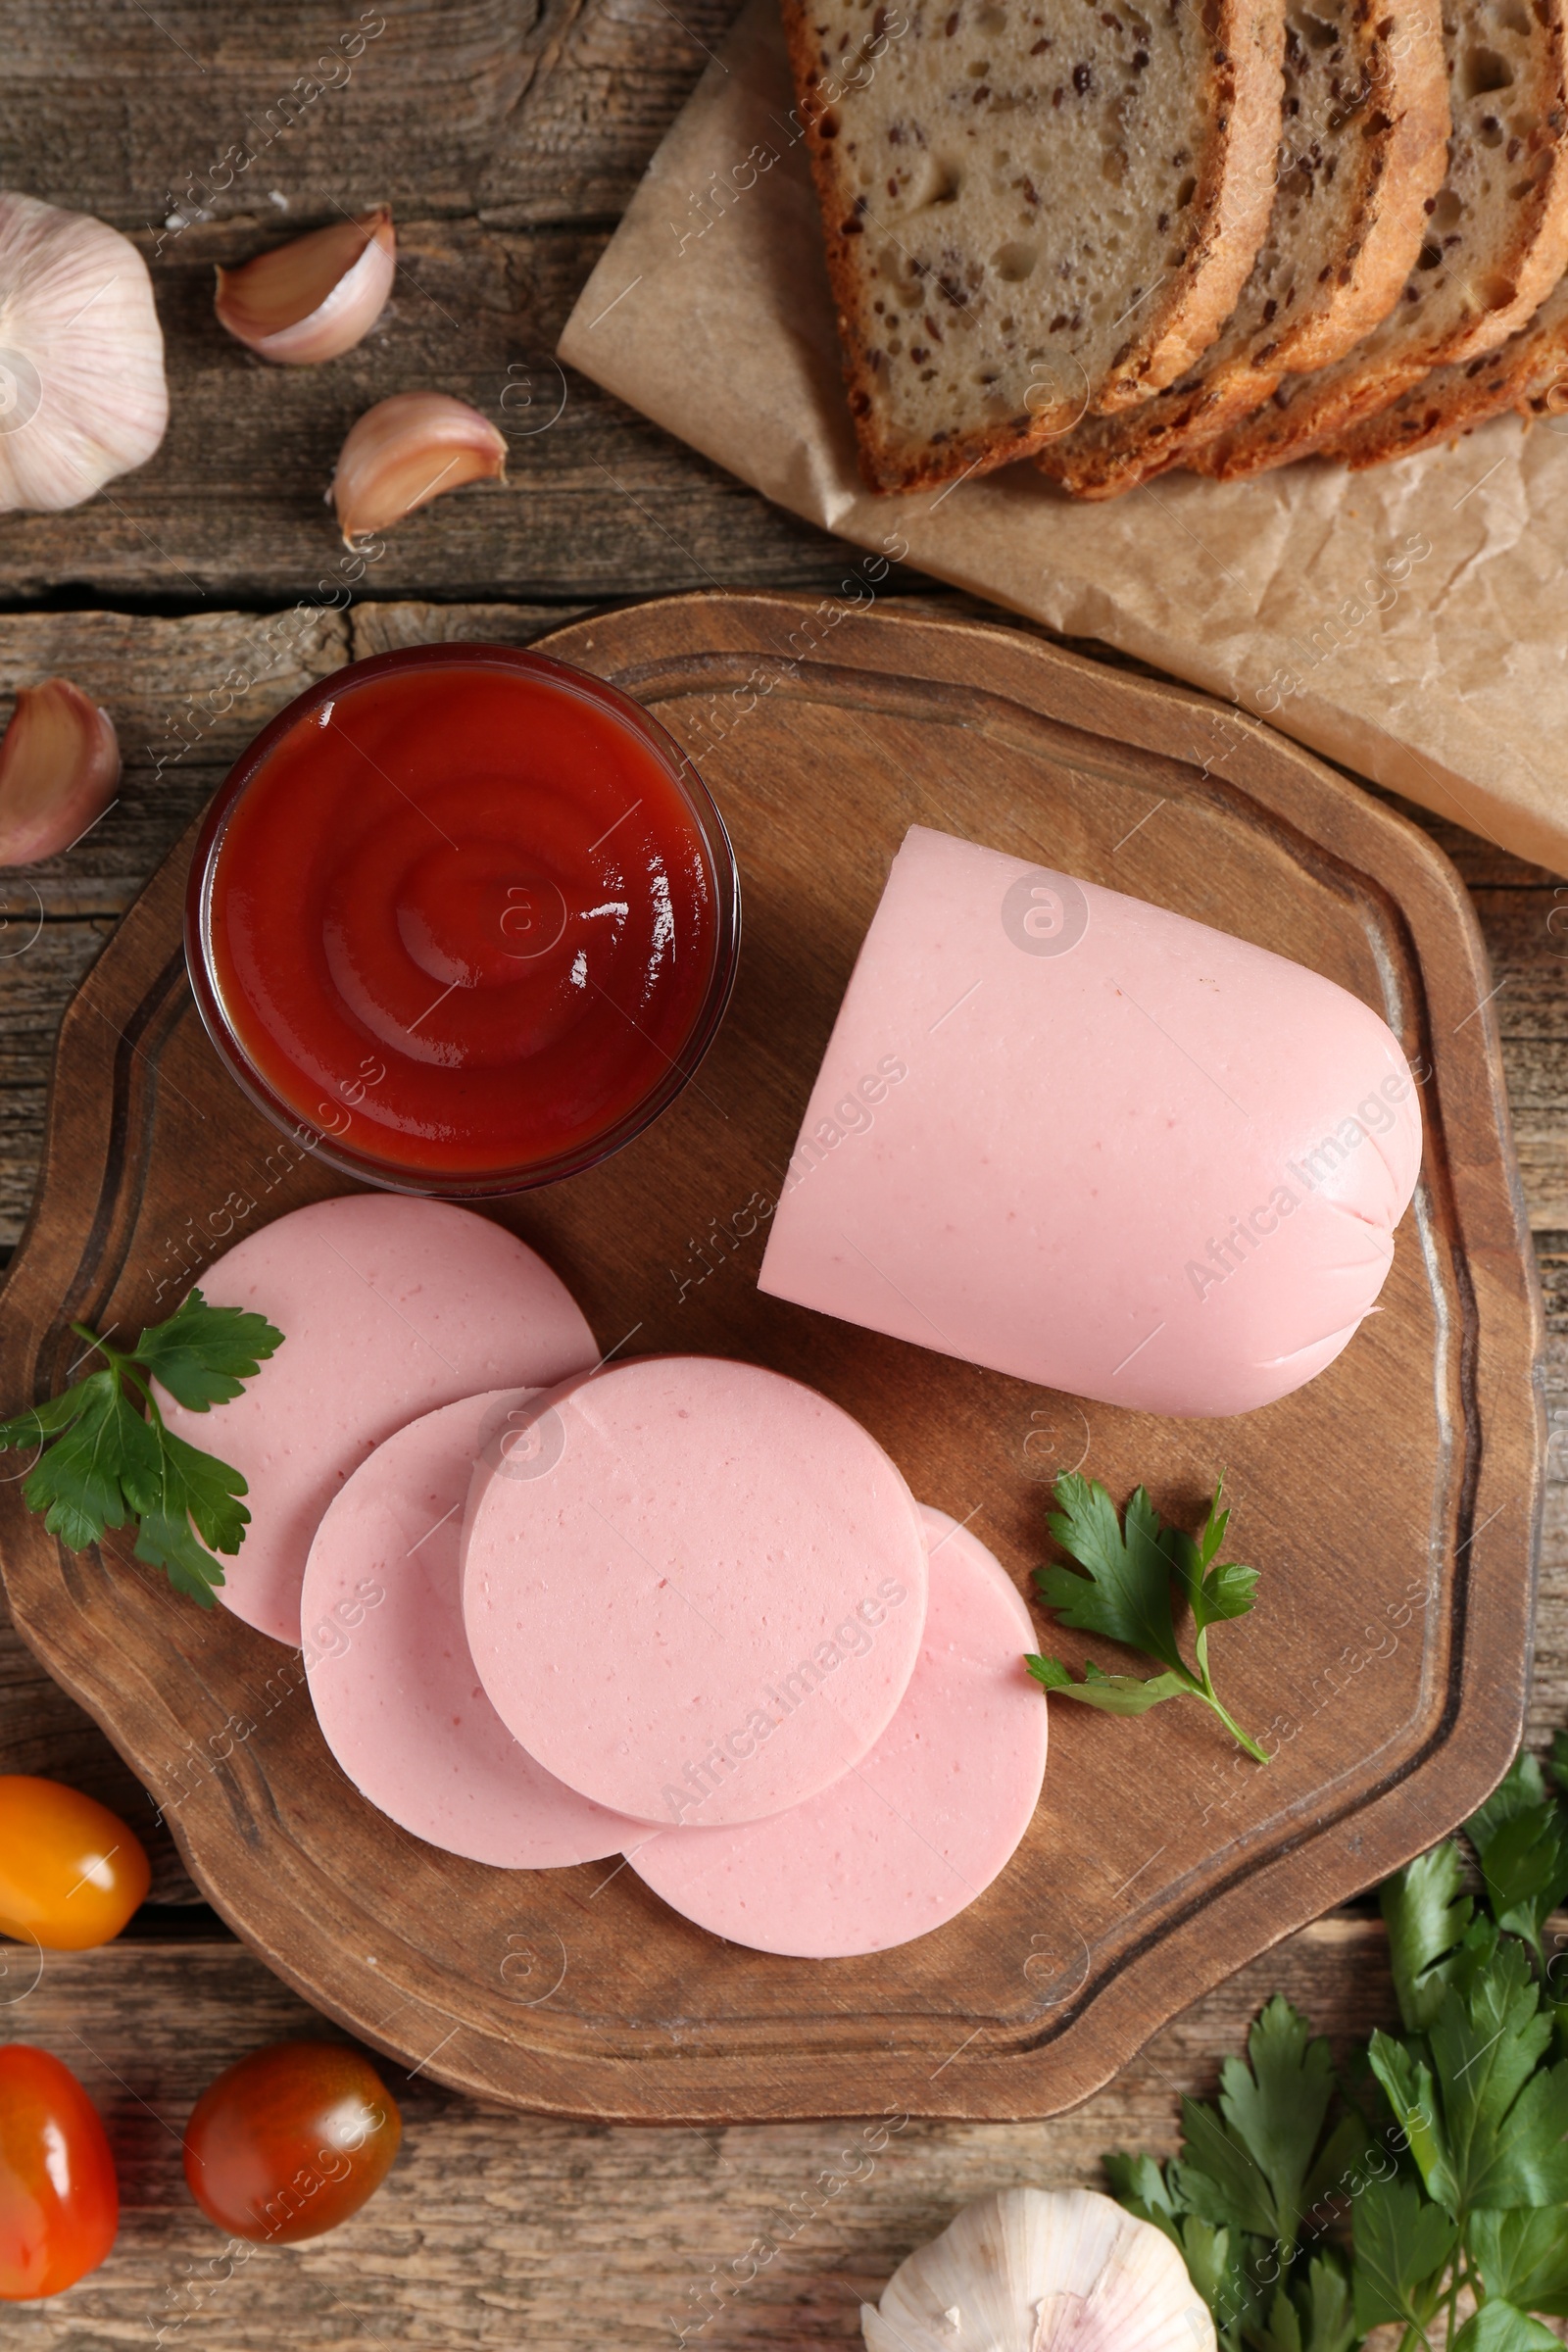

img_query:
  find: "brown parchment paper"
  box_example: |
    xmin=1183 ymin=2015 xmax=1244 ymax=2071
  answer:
xmin=559 ymin=0 xmax=1568 ymax=874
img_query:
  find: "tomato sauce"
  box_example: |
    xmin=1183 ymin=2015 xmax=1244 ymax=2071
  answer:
xmin=192 ymin=649 xmax=737 ymax=1188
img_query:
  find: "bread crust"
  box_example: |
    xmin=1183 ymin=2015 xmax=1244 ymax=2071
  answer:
xmin=781 ymin=0 xmax=1286 ymax=492
xmin=1039 ymin=0 xmax=1449 ymax=496
xmin=1320 ymin=267 xmax=1568 ymax=464
xmin=1192 ymin=0 xmax=1568 ymax=481
xmin=1270 ymin=0 xmax=1449 ymax=376
xmin=1097 ymin=0 xmax=1288 ymax=408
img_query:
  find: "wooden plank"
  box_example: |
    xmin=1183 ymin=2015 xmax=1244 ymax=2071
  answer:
xmin=3 ymin=0 xmax=735 ymax=233
xmin=4 ymin=1918 xmax=1394 ymax=2351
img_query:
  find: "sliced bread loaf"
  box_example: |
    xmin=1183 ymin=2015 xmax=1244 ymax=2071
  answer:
xmin=1320 ymin=260 xmax=1568 ymax=459
xmin=1190 ymin=0 xmax=1568 ymax=479
xmin=1037 ymin=0 xmax=1448 ymax=497
xmin=781 ymin=0 xmax=1288 ymax=492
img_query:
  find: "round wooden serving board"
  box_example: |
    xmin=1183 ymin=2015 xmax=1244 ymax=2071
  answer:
xmin=0 ymin=592 xmax=1544 ymax=2122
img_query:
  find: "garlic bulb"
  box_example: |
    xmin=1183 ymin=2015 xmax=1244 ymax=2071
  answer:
xmin=216 ymin=208 xmax=395 ymax=365
xmin=0 ymin=193 xmax=167 ymax=514
xmin=861 ymin=2188 xmax=1215 ymax=2352
xmin=0 ymin=679 xmax=121 ymax=865
xmin=329 ymin=391 xmax=507 ymax=543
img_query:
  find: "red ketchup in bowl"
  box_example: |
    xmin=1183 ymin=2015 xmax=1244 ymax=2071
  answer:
xmin=187 ymin=646 xmax=739 ymax=1193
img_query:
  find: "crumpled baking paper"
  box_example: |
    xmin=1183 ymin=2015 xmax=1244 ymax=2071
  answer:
xmin=559 ymin=0 xmax=1568 ymax=875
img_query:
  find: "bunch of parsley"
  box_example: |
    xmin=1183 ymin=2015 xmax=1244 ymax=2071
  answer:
xmin=0 ymin=1291 xmax=283 ymax=1605
xmin=1107 ymin=1740 xmax=1568 ymax=2350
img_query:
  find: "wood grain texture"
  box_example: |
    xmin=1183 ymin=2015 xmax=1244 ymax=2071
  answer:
xmin=1 ymin=0 xmax=727 ymax=233
xmin=0 ymin=1915 xmax=1400 ymax=2352
xmin=0 ymin=592 xmax=1544 ymax=2125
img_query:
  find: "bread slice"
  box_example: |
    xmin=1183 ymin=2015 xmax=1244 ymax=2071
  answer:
xmin=1036 ymin=0 xmax=1448 ymax=497
xmin=780 ymin=0 xmax=1288 ymax=492
xmin=1320 ymin=259 xmax=1568 ymax=459
xmin=1191 ymin=0 xmax=1568 ymax=479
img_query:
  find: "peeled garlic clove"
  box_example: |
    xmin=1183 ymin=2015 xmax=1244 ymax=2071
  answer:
xmin=861 ymin=2188 xmax=1215 ymax=2352
xmin=215 ymin=208 xmax=395 ymax=366
xmin=0 ymin=679 xmax=121 ymax=866
xmin=0 ymin=193 xmax=167 ymax=514
xmin=329 ymin=391 xmax=507 ymax=543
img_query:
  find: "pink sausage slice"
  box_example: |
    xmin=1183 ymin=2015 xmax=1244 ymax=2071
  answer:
xmin=156 ymin=1195 xmax=597 ymax=1646
xmin=301 ymin=1391 xmax=642 ymax=1868
xmin=758 ymin=826 xmax=1423 ymax=1418
xmin=626 ymin=1503 xmax=1048 ymax=1957
xmin=462 ymin=1355 xmax=928 ymax=1827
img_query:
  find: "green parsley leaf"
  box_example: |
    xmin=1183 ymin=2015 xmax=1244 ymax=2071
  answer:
xmin=1027 ymin=1471 xmax=1266 ymax=1761
xmin=131 ymin=1287 xmax=284 ymax=1411
xmin=1024 ymin=1653 xmax=1192 ymax=1715
xmin=1450 ymin=2302 xmax=1562 ymax=2352
xmin=1176 ymin=1997 xmax=1338 ymax=2260
xmin=1383 ymin=1840 xmax=1475 ymax=2032
xmin=1177 ymin=2215 xmax=1253 ymax=2348
xmin=1102 ymin=2149 xmax=1180 ymax=2229
xmin=1367 ymin=2027 xmax=1447 ymax=2196
xmin=24 ymin=1373 xmax=158 ymax=1548
xmin=0 ymin=1293 xmax=281 ymax=1607
xmin=1256 ymin=2280 xmax=1307 ymax=2352
xmin=1037 ymin=1476 xmax=1187 ymax=1667
xmin=0 ymin=1381 xmax=107 ymax=1452
xmin=1256 ymin=2258 xmax=1359 ymax=2352
xmin=131 ymin=1429 xmax=253 ymax=1608
xmin=1162 ymin=1484 xmax=1260 ymax=1642
xmin=1467 ymin=1757 xmax=1568 ymax=1962
xmin=1371 ymin=1942 xmax=1568 ymax=2223
xmin=1350 ymin=2176 xmax=1457 ymax=2335
xmin=1471 ymin=1752 xmax=1557 ymax=1851
xmin=1429 ymin=1941 xmax=1564 ymax=2212
xmin=1291 ymin=2253 xmax=1358 ymax=2352
xmin=1471 ymin=2207 xmax=1568 ymax=2315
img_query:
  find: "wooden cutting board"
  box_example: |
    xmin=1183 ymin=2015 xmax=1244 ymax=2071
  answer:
xmin=0 ymin=592 xmax=1544 ymax=2123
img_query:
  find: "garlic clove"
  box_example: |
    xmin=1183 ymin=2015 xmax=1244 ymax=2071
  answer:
xmin=329 ymin=391 xmax=508 ymax=543
xmin=0 ymin=679 xmax=121 ymax=866
xmin=0 ymin=193 xmax=168 ymax=514
xmin=215 ymin=208 xmax=396 ymax=366
xmin=861 ymin=2189 xmax=1215 ymax=2352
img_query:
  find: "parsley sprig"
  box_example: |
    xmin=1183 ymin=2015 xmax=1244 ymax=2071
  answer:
xmin=0 ymin=1290 xmax=283 ymax=1607
xmin=1106 ymin=1737 xmax=1568 ymax=2351
xmin=1024 ymin=1471 xmax=1267 ymax=1763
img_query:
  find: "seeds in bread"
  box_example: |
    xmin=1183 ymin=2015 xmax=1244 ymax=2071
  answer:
xmin=1319 ymin=263 xmax=1568 ymax=461
xmin=780 ymin=0 xmax=1288 ymax=492
xmin=1191 ymin=0 xmax=1568 ymax=479
xmin=1038 ymin=0 xmax=1448 ymax=497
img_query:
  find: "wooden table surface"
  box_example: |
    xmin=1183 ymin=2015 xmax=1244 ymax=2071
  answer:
xmin=2 ymin=7 xmax=1566 ymax=2346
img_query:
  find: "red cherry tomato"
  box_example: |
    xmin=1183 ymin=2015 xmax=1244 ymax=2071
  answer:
xmin=0 ymin=2045 xmax=118 ymax=2300
xmin=183 ymin=2042 xmax=401 ymax=2244
xmin=0 ymin=1777 xmax=150 ymax=1951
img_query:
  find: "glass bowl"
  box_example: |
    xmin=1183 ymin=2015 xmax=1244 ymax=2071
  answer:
xmin=184 ymin=642 xmax=741 ymax=1197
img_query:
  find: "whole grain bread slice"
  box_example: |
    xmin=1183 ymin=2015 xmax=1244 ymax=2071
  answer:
xmin=1190 ymin=0 xmax=1568 ymax=479
xmin=780 ymin=0 xmax=1287 ymax=492
xmin=1037 ymin=0 xmax=1448 ymax=497
xmin=1318 ymin=260 xmax=1568 ymax=459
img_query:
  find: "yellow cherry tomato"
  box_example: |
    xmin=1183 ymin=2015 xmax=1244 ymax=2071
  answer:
xmin=0 ymin=1778 xmax=150 ymax=1950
